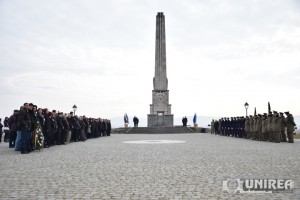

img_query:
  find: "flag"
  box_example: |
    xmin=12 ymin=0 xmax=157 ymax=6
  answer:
xmin=268 ymin=102 xmax=271 ymax=114
xmin=193 ymin=113 xmax=197 ymax=124
xmin=254 ymin=107 xmax=257 ymax=115
xmin=124 ymin=113 xmax=129 ymax=123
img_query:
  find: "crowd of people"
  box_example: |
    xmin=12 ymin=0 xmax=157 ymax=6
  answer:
xmin=0 ymin=103 xmax=111 ymax=154
xmin=210 ymin=111 xmax=297 ymax=143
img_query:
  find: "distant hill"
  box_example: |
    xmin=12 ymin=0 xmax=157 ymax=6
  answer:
xmin=111 ymin=115 xmax=300 ymax=133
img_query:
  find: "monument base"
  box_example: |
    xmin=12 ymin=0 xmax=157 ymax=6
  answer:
xmin=147 ymin=114 xmax=173 ymax=127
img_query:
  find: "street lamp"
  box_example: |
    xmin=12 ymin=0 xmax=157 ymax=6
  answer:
xmin=72 ymin=105 xmax=77 ymax=115
xmin=244 ymin=102 xmax=249 ymax=116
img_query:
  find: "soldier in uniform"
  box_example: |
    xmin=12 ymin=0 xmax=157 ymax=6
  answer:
xmin=210 ymin=120 xmax=214 ymax=134
xmin=226 ymin=117 xmax=230 ymax=136
xmin=229 ymin=117 xmax=234 ymax=137
xmin=245 ymin=116 xmax=250 ymax=139
xmin=218 ymin=119 xmax=222 ymax=136
xmin=279 ymin=112 xmax=287 ymax=142
xmin=224 ymin=118 xmax=228 ymax=136
xmin=214 ymin=120 xmax=219 ymax=135
xmin=248 ymin=115 xmax=253 ymax=139
xmin=285 ymin=111 xmax=296 ymax=143
xmin=266 ymin=113 xmax=272 ymax=142
xmin=220 ymin=118 xmax=225 ymax=136
xmin=252 ymin=115 xmax=257 ymax=140
xmin=273 ymin=111 xmax=281 ymax=143
xmin=261 ymin=113 xmax=267 ymax=141
xmin=256 ymin=114 xmax=263 ymax=140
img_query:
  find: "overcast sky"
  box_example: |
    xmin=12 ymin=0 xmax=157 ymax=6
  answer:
xmin=0 ymin=0 xmax=300 ymax=125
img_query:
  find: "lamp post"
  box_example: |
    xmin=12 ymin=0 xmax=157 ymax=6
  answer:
xmin=72 ymin=105 xmax=77 ymax=116
xmin=244 ymin=102 xmax=249 ymax=117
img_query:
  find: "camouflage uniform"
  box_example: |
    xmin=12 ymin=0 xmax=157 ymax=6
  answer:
xmin=272 ymin=112 xmax=281 ymax=143
xmin=267 ymin=114 xmax=273 ymax=142
xmin=285 ymin=112 xmax=296 ymax=143
xmin=245 ymin=117 xmax=250 ymax=139
xmin=256 ymin=115 xmax=262 ymax=140
xmin=248 ymin=116 xmax=253 ymax=139
xmin=253 ymin=116 xmax=258 ymax=140
xmin=261 ymin=114 xmax=267 ymax=141
xmin=280 ymin=113 xmax=287 ymax=142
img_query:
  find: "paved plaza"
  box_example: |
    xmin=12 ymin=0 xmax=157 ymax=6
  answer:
xmin=0 ymin=133 xmax=299 ymax=200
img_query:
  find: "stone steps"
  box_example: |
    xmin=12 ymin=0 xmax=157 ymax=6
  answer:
xmin=126 ymin=126 xmax=195 ymax=134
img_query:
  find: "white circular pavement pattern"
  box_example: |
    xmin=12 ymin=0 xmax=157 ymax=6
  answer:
xmin=123 ymin=140 xmax=186 ymax=144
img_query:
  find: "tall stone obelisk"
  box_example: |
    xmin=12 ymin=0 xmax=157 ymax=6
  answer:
xmin=148 ymin=12 xmax=174 ymax=127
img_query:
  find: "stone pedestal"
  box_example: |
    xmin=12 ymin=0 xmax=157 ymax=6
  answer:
xmin=148 ymin=114 xmax=174 ymax=127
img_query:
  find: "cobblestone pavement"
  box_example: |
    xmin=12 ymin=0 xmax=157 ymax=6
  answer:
xmin=0 ymin=133 xmax=299 ymax=200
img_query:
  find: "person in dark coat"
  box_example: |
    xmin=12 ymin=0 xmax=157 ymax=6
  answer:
xmin=43 ymin=109 xmax=51 ymax=148
xmin=56 ymin=112 xmax=64 ymax=145
xmin=107 ymin=120 xmax=111 ymax=136
xmin=3 ymin=117 xmax=10 ymax=142
xmin=133 ymin=116 xmax=139 ymax=127
xmin=50 ymin=112 xmax=58 ymax=146
xmin=101 ymin=119 xmax=106 ymax=136
xmin=8 ymin=110 xmax=18 ymax=148
xmin=83 ymin=116 xmax=90 ymax=138
xmin=62 ymin=114 xmax=69 ymax=144
xmin=182 ymin=117 xmax=188 ymax=127
xmin=27 ymin=104 xmax=36 ymax=151
xmin=18 ymin=103 xmax=31 ymax=154
xmin=72 ymin=116 xmax=81 ymax=142
xmin=78 ymin=116 xmax=87 ymax=141
xmin=66 ymin=113 xmax=73 ymax=143
xmin=0 ymin=118 xmax=3 ymax=143
xmin=91 ymin=119 xmax=97 ymax=138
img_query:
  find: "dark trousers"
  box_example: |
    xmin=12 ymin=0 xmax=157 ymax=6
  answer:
xmin=9 ymin=131 xmax=17 ymax=147
xmin=4 ymin=130 xmax=10 ymax=142
xmin=72 ymin=129 xmax=78 ymax=141
xmin=50 ymin=130 xmax=56 ymax=145
xmin=61 ymin=129 xmax=67 ymax=144
xmin=56 ymin=129 xmax=62 ymax=145
xmin=44 ymin=130 xmax=50 ymax=147
xmin=21 ymin=129 xmax=29 ymax=152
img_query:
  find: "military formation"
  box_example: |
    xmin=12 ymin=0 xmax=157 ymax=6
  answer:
xmin=211 ymin=111 xmax=297 ymax=143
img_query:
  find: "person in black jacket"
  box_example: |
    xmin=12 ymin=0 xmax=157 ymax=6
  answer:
xmin=62 ymin=114 xmax=69 ymax=144
xmin=78 ymin=116 xmax=86 ymax=141
xmin=0 ymin=118 xmax=3 ymax=143
xmin=106 ymin=120 xmax=111 ymax=136
xmin=8 ymin=110 xmax=18 ymax=148
xmin=43 ymin=109 xmax=51 ymax=148
xmin=66 ymin=113 xmax=73 ymax=143
xmin=49 ymin=112 xmax=57 ymax=146
xmin=18 ymin=103 xmax=31 ymax=154
xmin=3 ymin=117 xmax=9 ymax=142
xmin=28 ymin=103 xmax=36 ymax=151
xmin=71 ymin=115 xmax=81 ymax=142
xmin=56 ymin=112 xmax=64 ymax=145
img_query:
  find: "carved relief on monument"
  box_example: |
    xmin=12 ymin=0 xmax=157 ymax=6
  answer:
xmin=153 ymin=91 xmax=167 ymax=105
